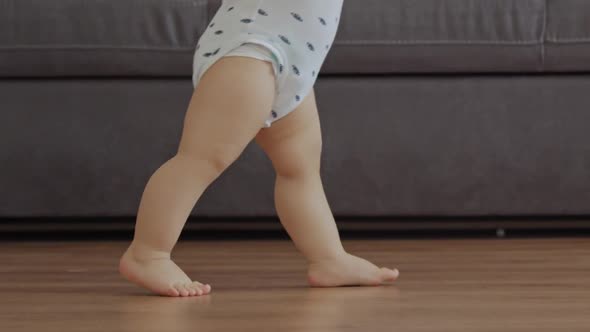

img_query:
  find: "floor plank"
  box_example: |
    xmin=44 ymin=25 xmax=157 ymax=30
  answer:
xmin=0 ymin=238 xmax=588 ymax=331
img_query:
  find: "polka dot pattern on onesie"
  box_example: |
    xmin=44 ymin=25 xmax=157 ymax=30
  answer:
xmin=291 ymin=12 xmax=303 ymax=22
xmin=192 ymin=0 xmax=344 ymax=128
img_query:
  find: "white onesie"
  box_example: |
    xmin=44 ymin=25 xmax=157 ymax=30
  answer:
xmin=192 ymin=0 xmax=344 ymax=128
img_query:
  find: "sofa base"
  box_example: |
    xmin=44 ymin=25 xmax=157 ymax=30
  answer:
xmin=2 ymin=74 xmax=590 ymax=217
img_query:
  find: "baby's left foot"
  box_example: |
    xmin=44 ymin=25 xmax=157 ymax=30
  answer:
xmin=307 ymin=252 xmax=399 ymax=287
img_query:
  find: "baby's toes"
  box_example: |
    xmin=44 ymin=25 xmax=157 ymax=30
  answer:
xmin=174 ymin=282 xmax=189 ymax=296
xmin=184 ymin=282 xmax=197 ymax=296
xmin=380 ymin=267 xmax=400 ymax=282
xmin=197 ymin=283 xmax=211 ymax=295
xmin=202 ymin=284 xmax=212 ymax=293
xmin=190 ymin=282 xmax=204 ymax=295
xmin=167 ymin=286 xmax=180 ymax=297
xmin=196 ymin=282 xmax=212 ymax=295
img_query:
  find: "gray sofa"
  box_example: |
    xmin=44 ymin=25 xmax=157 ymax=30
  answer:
xmin=2 ymin=0 xmax=590 ymax=228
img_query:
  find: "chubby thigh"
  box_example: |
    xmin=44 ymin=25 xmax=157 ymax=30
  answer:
xmin=180 ymin=55 xmax=277 ymax=165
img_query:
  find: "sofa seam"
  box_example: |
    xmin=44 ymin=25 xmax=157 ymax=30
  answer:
xmin=334 ymin=40 xmax=541 ymax=45
xmin=540 ymin=0 xmax=547 ymax=71
xmin=0 ymin=39 xmax=548 ymax=51
xmin=545 ymin=37 xmax=590 ymax=43
xmin=0 ymin=45 xmax=196 ymax=51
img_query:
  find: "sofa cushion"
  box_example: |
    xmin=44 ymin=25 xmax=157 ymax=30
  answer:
xmin=326 ymin=0 xmax=545 ymax=74
xmin=0 ymin=0 xmax=208 ymax=77
xmin=0 ymin=0 xmax=587 ymax=76
xmin=545 ymin=0 xmax=590 ymax=72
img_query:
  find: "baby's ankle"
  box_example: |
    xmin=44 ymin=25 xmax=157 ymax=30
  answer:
xmin=307 ymin=250 xmax=349 ymax=265
xmin=128 ymin=241 xmax=172 ymax=262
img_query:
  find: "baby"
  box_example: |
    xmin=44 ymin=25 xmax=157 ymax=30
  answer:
xmin=119 ymin=0 xmax=399 ymax=297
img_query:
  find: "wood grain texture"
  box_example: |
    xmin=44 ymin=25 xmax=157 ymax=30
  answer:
xmin=0 ymin=238 xmax=588 ymax=331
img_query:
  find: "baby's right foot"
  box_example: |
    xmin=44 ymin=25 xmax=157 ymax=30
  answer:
xmin=119 ymin=243 xmax=211 ymax=297
xmin=307 ymin=252 xmax=399 ymax=287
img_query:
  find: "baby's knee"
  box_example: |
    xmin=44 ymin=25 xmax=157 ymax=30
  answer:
xmin=176 ymin=143 xmax=243 ymax=178
xmin=272 ymin=139 xmax=322 ymax=178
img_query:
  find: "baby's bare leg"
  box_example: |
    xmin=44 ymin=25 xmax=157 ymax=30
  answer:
xmin=254 ymin=88 xmax=399 ymax=287
xmin=119 ymin=56 xmax=277 ymax=297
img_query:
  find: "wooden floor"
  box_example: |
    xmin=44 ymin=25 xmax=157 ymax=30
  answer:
xmin=0 ymin=238 xmax=588 ymax=331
